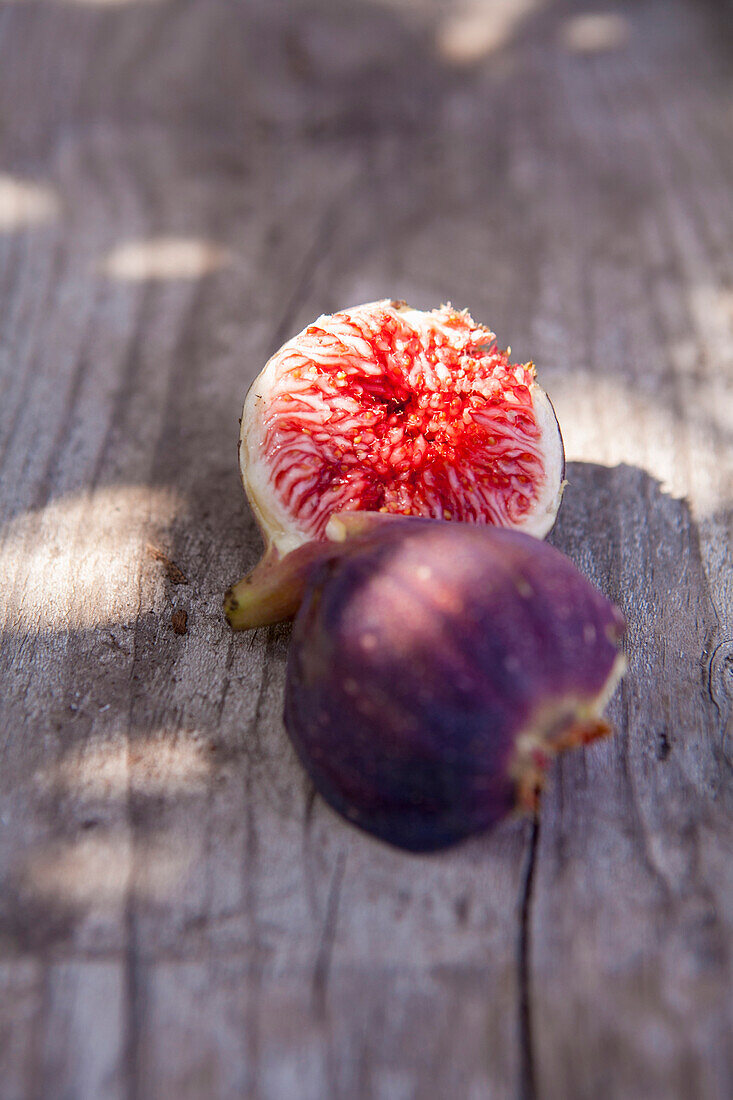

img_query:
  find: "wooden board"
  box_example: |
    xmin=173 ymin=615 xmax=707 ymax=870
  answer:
xmin=0 ymin=0 xmax=731 ymax=1097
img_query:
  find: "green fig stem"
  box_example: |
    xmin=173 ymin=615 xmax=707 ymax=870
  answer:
xmin=224 ymin=541 xmax=331 ymax=629
xmin=224 ymin=511 xmax=419 ymax=630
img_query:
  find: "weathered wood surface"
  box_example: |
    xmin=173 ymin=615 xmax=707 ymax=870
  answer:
xmin=0 ymin=0 xmax=731 ymax=1097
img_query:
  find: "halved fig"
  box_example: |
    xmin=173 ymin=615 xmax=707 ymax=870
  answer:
xmin=226 ymin=300 xmax=565 ymax=629
xmin=285 ymin=522 xmax=626 ymax=851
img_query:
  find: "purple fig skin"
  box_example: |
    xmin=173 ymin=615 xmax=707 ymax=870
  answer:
xmin=284 ymin=522 xmax=626 ymax=851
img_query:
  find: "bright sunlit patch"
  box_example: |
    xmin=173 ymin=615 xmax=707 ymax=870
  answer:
xmin=546 ymin=371 xmax=730 ymax=517
xmin=44 ymin=737 xmax=213 ymax=798
xmin=0 ymin=174 xmax=59 ymax=231
xmin=102 ymin=237 xmax=230 ymax=281
xmin=436 ymin=0 xmax=541 ymax=65
xmin=0 ymin=486 xmax=181 ymax=631
xmin=561 ymin=13 xmax=630 ymax=54
xmin=21 ymin=833 xmax=191 ymax=908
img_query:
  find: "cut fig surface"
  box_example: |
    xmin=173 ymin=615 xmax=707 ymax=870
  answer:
xmin=241 ymin=299 xmax=565 ymax=556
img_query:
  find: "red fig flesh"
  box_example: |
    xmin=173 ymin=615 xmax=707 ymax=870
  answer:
xmin=228 ymin=300 xmax=565 ymax=627
xmin=284 ymin=522 xmax=626 ymax=851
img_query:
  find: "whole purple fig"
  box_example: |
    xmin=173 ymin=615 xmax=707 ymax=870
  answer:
xmin=285 ymin=522 xmax=626 ymax=851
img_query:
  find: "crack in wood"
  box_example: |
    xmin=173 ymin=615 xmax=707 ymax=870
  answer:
xmin=312 ymin=850 xmax=346 ymax=1020
xmin=518 ymin=814 xmax=539 ymax=1100
xmin=708 ymin=638 xmax=733 ymax=721
xmin=303 ymin=782 xmax=318 ymax=834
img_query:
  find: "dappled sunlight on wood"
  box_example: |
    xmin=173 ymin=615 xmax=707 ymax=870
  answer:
xmin=435 ymin=0 xmax=543 ymax=64
xmin=101 ymin=237 xmax=230 ymax=282
xmin=0 ymin=0 xmax=730 ymax=1092
xmin=561 ymin=12 xmax=630 ymax=54
xmin=0 ymin=174 xmax=58 ymax=231
xmin=547 ymin=372 xmax=731 ymax=517
xmin=20 ymin=832 xmax=193 ymax=908
xmin=39 ymin=736 xmax=214 ymax=799
xmin=0 ymin=486 xmax=181 ymax=631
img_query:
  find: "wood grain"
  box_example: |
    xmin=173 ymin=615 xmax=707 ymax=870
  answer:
xmin=0 ymin=1 xmax=731 ymax=1098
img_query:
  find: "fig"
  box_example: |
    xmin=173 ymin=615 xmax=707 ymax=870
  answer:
xmin=226 ymin=299 xmax=565 ymax=628
xmin=284 ymin=521 xmax=626 ymax=851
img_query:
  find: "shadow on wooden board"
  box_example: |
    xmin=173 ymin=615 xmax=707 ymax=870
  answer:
xmin=0 ymin=461 xmax=729 ymax=954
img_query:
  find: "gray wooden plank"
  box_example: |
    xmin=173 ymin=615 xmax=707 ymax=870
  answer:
xmin=41 ymin=962 xmax=127 ymax=1100
xmin=509 ymin=6 xmax=733 ymax=1097
xmin=0 ymin=960 xmax=42 ymax=1100
xmin=0 ymin=0 xmax=731 ymax=1098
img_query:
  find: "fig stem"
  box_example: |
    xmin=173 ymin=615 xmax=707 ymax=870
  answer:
xmin=225 ymin=512 xmax=412 ymax=630
xmin=224 ymin=542 xmax=333 ymax=630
